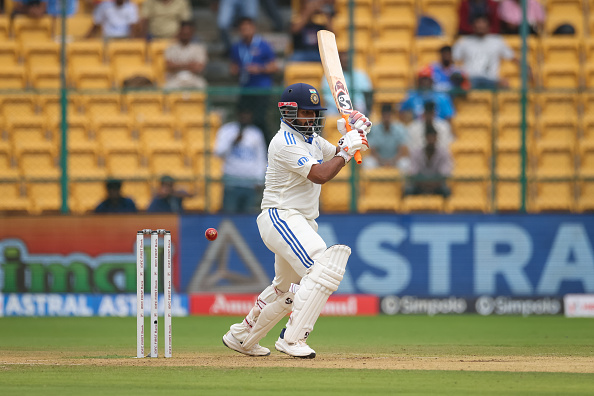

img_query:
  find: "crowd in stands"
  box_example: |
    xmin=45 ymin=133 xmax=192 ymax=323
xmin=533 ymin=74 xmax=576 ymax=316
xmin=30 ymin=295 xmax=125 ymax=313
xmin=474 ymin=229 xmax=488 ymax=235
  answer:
xmin=2 ymin=0 xmax=589 ymax=213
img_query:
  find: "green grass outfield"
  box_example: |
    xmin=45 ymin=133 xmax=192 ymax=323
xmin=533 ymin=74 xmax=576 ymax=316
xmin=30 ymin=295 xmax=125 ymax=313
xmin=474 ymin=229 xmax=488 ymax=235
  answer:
xmin=1 ymin=315 xmax=593 ymax=395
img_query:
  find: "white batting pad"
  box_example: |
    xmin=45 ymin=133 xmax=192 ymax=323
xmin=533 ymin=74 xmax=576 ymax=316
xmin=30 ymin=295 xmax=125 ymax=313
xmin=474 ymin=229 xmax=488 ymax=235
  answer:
xmin=283 ymin=245 xmax=351 ymax=343
xmin=242 ymin=287 xmax=295 ymax=350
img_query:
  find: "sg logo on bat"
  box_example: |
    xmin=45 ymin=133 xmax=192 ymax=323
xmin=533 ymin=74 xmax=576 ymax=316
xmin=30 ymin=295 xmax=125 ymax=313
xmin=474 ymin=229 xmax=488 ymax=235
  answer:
xmin=334 ymin=81 xmax=352 ymax=112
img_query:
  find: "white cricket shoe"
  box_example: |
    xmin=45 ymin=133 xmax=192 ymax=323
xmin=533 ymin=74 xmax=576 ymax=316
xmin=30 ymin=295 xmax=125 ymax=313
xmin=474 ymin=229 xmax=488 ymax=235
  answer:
xmin=222 ymin=331 xmax=270 ymax=357
xmin=275 ymin=329 xmax=316 ymax=359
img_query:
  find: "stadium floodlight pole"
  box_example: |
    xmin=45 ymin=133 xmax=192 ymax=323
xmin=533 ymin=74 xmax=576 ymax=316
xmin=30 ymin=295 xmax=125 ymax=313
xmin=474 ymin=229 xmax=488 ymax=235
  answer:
xmin=59 ymin=0 xmax=68 ymax=214
xmin=519 ymin=0 xmax=529 ymax=213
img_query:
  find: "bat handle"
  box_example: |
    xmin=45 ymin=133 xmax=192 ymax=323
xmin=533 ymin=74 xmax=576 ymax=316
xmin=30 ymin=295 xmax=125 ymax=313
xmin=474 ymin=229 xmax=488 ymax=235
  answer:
xmin=342 ymin=114 xmax=362 ymax=164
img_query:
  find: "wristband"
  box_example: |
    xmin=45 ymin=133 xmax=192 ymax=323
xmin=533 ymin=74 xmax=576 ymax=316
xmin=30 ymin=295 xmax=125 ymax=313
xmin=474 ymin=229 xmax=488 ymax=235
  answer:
xmin=335 ymin=150 xmax=351 ymax=164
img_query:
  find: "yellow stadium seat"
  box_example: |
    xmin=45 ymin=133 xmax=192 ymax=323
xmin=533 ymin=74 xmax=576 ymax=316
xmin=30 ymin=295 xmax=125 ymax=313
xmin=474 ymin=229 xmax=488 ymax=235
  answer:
xmin=167 ymin=91 xmax=207 ymax=120
xmin=38 ymin=93 xmax=80 ymax=122
xmin=0 ymin=182 xmax=29 ymax=213
xmin=358 ymin=168 xmax=401 ymax=212
xmin=136 ymin=114 xmax=181 ymax=154
xmin=496 ymin=91 xmax=536 ymax=122
xmin=0 ymin=42 xmax=19 ymax=67
xmin=13 ymin=16 xmax=53 ymax=43
xmin=502 ymin=36 xmax=539 ymax=66
xmin=113 ymin=64 xmax=155 ymax=88
xmin=284 ymin=62 xmax=324 ymax=88
xmin=496 ymin=149 xmax=522 ymax=179
xmin=451 ymin=118 xmax=491 ymax=153
xmin=320 ymin=177 xmax=351 ymax=213
xmin=68 ymin=147 xmax=107 ymax=180
xmin=28 ymin=181 xmax=61 ymax=214
xmin=378 ymin=0 xmax=416 ymax=20
xmin=81 ymin=93 xmax=122 ymax=119
xmin=545 ymin=0 xmax=584 ymax=36
xmin=0 ymin=93 xmax=37 ymax=120
xmin=148 ymin=39 xmax=172 ymax=62
xmin=455 ymin=91 xmax=493 ymax=121
xmin=537 ymin=93 xmax=579 ymax=122
xmin=72 ymin=65 xmax=112 ymax=90
xmin=177 ymin=117 xmax=209 ymax=156
xmin=536 ymin=119 xmax=577 ymax=152
xmin=0 ymin=66 xmax=26 ymax=89
xmin=532 ymin=182 xmax=574 ymax=212
xmin=29 ymin=66 xmax=61 ymax=89
xmin=55 ymin=13 xmax=94 ymax=40
xmin=414 ymin=37 xmax=451 ymax=68
xmin=372 ymin=40 xmax=411 ymax=68
xmin=452 ymin=148 xmax=490 ymax=178
xmin=334 ymin=0 xmax=373 ymax=21
xmin=70 ymin=181 xmax=104 ymax=214
xmin=420 ymin=0 xmax=459 ymax=37
xmin=8 ymin=116 xmax=54 ymax=156
xmin=581 ymin=115 xmax=594 ymax=149
xmin=203 ymin=180 xmax=223 ymax=213
xmin=22 ymin=42 xmax=60 ymax=71
xmin=376 ymin=16 xmax=416 ymax=41
xmin=495 ymin=181 xmax=521 ymax=212
xmin=0 ymin=151 xmax=19 ymax=180
xmin=93 ymin=114 xmax=136 ymax=154
xmin=401 ymin=194 xmax=445 ymax=213
xmin=18 ymin=148 xmax=60 ymax=179
xmin=541 ymin=37 xmax=581 ymax=67
xmin=496 ymin=117 xmax=534 ymax=152
xmin=0 ymin=15 xmax=9 ymax=41
xmin=578 ymin=146 xmax=594 ymax=177
xmin=371 ymin=64 xmax=411 ymax=92
xmin=577 ymin=181 xmax=594 ymax=212
xmin=335 ymin=38 xmax=369 ymax=71
xmin=204 ymin=154 xmax=223 ymax=180
xmin=150 ymin=147 xmax=194 ymax=180
xmin=67 ymin=41 xmax=104 ymax=70
xmin=53 ymin=114 xmax=94 ymax=152
xmin=535 ymin=148 xmax=575 ymax=178
xmin=446 ymin=181 xmax=490 ymax=213
xmin=541 ymin=64 xmax=581 ymax=89
xmin=333 ymin=15 xmax=373 ymax=49
xmin=107 ymin=40 xmax=147 ymax=69
xmin=121 ymin=180 xmax=152 ymax=211
xmin=124 ymin=92 xmax=165 ymax=120
xmin=105 ymin=150 xmax=150 ymax=179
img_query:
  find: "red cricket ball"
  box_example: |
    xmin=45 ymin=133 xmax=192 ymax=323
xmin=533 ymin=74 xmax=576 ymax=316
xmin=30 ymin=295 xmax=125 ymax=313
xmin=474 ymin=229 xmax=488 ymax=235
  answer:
xmin=205 ymin=228 xmax=218 ymax=241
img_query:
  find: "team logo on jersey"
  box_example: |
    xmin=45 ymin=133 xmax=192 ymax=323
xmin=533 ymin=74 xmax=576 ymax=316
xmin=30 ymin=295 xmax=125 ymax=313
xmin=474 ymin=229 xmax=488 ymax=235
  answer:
xmin=310 ymin=93 xmax=319 ymax=104
xmin=334 ymin=81 xmax=352 ymax=113
xmin=297 ymin=156 xmax=310 ymax=166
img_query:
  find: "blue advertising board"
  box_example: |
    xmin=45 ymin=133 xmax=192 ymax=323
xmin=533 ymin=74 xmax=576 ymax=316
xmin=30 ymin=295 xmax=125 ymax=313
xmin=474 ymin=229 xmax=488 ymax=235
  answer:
xmin=180 ymin=214 xmax=594 ymax=297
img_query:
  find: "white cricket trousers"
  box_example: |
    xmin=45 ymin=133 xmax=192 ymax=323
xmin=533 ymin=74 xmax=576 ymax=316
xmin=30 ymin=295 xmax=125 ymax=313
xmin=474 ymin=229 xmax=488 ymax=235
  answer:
xmin=257 ymin=208 xmax=327 ymax=292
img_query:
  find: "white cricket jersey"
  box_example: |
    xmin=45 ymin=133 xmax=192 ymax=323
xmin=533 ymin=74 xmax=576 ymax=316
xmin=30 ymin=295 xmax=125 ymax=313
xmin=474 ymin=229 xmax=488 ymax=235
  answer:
xmin=261 ymin=121 xmax=337 ymax=220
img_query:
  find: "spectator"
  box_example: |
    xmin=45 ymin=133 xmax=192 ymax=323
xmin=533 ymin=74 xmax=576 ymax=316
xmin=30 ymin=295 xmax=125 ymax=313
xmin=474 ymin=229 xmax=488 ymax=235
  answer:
xmin=404 ymin=124 xmax=453 ymax=197
xmin=214 ymin=101 xmax=267 ymax=214
xmin=289 ymin=0 xmax=333 ymax=62
xmin=429 ymin=45 xmax=469 ymax=95
xmin=453 ymin=15 xmax=518 ymax=90
xmin=365 ymin=104 xmax=410 ymax=172
xmin=321 ymin=51 xmax=372 ymax=115
xmin=458 ymin=0 xmax=500 ymax=35
xmin=87 ymin=0 xmax=138 ymax=39
xmin=138 ymin=0 xmax=191 ymax=39
xmin=46 ymin=0 xmax=78 ymax=17
xmin=400 ymin=67 xmax=455 ymax=121
xmin=11 ymin=0 xmax=47 ymax=19
xmin=147 ymin=175 xmax=193 ymax=213
xmin=498 ymin=0 xmax=545 ymax=35
xmin=230 ymin=17 xmax=278 ymax=141
xmin=407 ymin=101 xmax=454 ymax=154
xmin=94 ymin=179 xmax=138 ymax=213
xmin=215 ymin=0 xmax=258 ymax=55
xmin=164 ymin=20 xmax=208 ymax=89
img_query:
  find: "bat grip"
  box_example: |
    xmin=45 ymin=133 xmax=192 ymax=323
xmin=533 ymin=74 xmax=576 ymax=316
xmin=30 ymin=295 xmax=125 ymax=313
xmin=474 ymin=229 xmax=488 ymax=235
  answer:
xmin=342 ymin=114 xmax=362 ymax=164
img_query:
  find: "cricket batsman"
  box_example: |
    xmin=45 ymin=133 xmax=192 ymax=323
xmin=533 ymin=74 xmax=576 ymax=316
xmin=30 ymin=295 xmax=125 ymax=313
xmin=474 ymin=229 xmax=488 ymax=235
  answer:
xmin=223 ymin=82 xmax=372 ymax=358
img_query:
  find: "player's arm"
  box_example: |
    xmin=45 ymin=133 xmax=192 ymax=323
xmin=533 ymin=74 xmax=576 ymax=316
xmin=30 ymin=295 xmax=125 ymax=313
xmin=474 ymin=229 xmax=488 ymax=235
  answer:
xmin=307 ymin=156 xmax=346 ymax=184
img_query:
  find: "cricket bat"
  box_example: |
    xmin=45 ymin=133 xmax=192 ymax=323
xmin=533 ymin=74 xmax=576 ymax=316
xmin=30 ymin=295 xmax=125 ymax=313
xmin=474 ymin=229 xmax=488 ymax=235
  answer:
xmin=317 ymin=29 xmax=362 ymax=164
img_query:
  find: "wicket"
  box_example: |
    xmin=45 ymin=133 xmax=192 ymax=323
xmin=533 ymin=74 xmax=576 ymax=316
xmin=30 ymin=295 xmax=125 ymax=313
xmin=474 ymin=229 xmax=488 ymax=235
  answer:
xmin=136 ymin=229 xmax=172 ymax=358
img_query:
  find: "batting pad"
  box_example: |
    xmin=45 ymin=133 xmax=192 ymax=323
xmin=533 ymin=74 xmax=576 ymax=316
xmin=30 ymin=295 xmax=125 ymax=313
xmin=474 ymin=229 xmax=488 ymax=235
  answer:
xmin=242 ymin=287 xmax=295 ymax=350
xmin=284 ymin=244 xmax=351 ymax=343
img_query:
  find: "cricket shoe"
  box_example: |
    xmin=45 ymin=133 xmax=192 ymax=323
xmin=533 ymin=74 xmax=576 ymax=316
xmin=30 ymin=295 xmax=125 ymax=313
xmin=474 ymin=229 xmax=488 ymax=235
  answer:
xmin=274 ymin=328 xmax=316 ymax=359
xmin=222 ymin=331 xmax=270 ymax=356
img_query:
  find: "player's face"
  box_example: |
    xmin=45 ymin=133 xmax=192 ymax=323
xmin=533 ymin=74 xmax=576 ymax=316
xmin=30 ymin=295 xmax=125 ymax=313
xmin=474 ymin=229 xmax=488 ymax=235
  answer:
xmin=295 ymin=109 xmax=316 ymax=127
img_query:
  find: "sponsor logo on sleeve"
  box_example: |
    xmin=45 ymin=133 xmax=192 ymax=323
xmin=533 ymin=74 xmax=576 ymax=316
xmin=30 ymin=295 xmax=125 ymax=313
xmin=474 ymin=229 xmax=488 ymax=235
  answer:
xmin=297 ymin=156 xmax=310 ymax=166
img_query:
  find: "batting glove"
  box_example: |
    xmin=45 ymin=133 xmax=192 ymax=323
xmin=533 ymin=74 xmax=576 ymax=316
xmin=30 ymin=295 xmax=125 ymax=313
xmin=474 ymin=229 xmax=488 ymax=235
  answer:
xmin=338 ymin=129 xmax=369 ymax=157
xmin=348 ymin=111 xmax=372 ymax=134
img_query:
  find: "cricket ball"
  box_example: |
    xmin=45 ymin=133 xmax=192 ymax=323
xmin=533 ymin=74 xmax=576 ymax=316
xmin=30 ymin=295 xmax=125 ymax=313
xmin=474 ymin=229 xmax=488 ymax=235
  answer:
xmin=205 ymin=228 xmax=218 ymax=241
